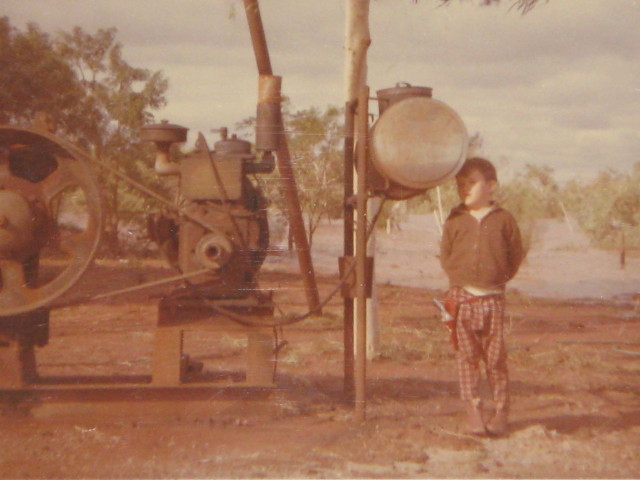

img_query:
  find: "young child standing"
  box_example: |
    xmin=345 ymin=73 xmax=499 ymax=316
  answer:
xmin=440 ymin=157 xmax=523 ymax=436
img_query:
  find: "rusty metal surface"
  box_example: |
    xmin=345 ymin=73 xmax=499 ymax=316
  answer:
xmin=243 ymin=0 xmax=273 ymax=75
xmin=140 ymin=126 xmax=270 ymax=298
xmin=375 ymin=82 xmax=432 ymax=114
xmin=173 ymin=201 xmax=267 ymax=294
xmin=355 ymin=86 xmax=370 ymax=422
xmin=338 ymin=256 xmax=374 ymax=299
xmin=140 ymin=122 xmax=188 ymax=144
xmin=0 ymin=126 xmax=103 ymax=317
xmin=369 ymin=96 xmax=468 ymax=191
xmin=214 ymin=133 xmax=252 ymax=156
xmin=0 ymin=0 xmax=323 ymax=390
xmin=243 ymin=0 xmax=321 ymax=312
xmin=180 ymin=153 xmax=244 ymax=200
xmin=152 ymin=293 xmax=276 ymax=387
xmin=342 ymin=100 xmax=356 ymax=398
xmin=256 ymin=75 xmax=282 ymax=152
xmin=0 ymin=190 xmax=37 ymax=257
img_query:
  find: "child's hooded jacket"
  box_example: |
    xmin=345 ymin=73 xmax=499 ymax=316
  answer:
xmin=440 ymin=204 xmax=524 ymax=290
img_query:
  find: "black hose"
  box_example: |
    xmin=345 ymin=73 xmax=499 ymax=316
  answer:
xmin=195 ymin=197 xmax=387 ymax=328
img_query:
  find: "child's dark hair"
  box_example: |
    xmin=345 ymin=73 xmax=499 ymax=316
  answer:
xmin=456 ymin=157 xmax=498 ymax=182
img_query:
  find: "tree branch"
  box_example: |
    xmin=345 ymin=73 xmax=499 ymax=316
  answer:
xmin=436 ymin=0 xmax=544 ymax=14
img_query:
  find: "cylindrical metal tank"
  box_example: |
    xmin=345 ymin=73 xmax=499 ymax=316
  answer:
xmin=369 ymin=86 xmax=468 ymax=197
xmin=376 ymin=82 xmax=433 ymax=114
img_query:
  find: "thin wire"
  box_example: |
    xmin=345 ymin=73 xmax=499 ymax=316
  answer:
xmin=49 ymin=268 xmax=212 ymax=310
xmin=198 ymin=197 xmax=387 ymax=328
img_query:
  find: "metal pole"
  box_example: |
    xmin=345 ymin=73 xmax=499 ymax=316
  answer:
xmin=243 ymin=0 xmax=321 ymax=312
xmin=243 ymin=0 xmax=272 ymax=75
xmin=366 ymin=197 xmax=380 ymax=360
xmin=274 ymin=137 xmax=322 ymax=311
xmin=343 ymin=100 xmax=356 ymax=398
xmin=355 ymin=86 xmax=369 ymax=422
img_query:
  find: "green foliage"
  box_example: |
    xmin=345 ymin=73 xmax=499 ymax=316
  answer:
xmin=54 ymin=26 xmax=170 ymax=249
xmin=287 ymin=105 xmax=344 ymax=237
xmin=499 ymin=163 xmax=562 ymax=254
xmin=561 ymin=164 xmax=640 ymax=248
xmin=438 ymin=0 xmax=543 ymax=14
xmin=0 ymin=17 xmax=82 ymax=126
xmin=1 ymin=18 xmax=169 ymax=255
xmin=500 ymin=164 xmax=561 ymax=220
xmin=238 ymin=103 xmax=344 ymax=248
xmin=412 ymin=160 xmax=640 ymax=251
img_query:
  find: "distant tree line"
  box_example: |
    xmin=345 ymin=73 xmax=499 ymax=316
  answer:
xmin=420 ymin=160 xmax=640 ymax=254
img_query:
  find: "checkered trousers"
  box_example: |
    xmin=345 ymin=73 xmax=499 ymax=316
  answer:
xmin=449 ymin=287 xmax=509 ymax=408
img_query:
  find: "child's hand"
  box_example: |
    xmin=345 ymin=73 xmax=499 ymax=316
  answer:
xmin=433 ymin=297 xmax=458 ymax=350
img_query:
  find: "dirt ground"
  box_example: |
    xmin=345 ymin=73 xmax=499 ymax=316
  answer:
xmin=1 ymin=216 xmax=639 ymax=479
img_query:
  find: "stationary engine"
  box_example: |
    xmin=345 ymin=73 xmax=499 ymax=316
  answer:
xmin=0 ymin=2 xmax=307 ymax=391
xmin=142 ymin=123 xmax=273 ymax=299
xmin=0 ymin=112 xmax=281 ymax=389
xmin=139 ymin=123 xmax=279 ymax=386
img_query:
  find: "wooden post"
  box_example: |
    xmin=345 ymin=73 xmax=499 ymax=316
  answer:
xmin=0 ymin=342 xmax=37 ymax=389
xmin=247 ymin=330 xmax=275 ymax=386
xmin=344 ymin=0 xmax=371 ymax=419
xmin=152 ymin=328 xmax=184 ymax=386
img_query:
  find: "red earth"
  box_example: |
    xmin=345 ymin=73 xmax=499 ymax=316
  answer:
xmin=1 ymin=218 xmax=639 ymax=478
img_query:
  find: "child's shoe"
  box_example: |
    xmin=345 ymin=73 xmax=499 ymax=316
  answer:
xmin=465 ymin=399 xmax=486 ymax=435
xmin=486 ymin=407 xmax=508 ymax=436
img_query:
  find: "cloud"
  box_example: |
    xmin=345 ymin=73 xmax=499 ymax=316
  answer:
xmin=364 ymin=0 xmax=640 ymax=180
xmin=3 ymin=0 xmax=639 ymax=181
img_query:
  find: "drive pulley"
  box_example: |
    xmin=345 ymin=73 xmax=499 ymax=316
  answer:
xmin=0 ymin=126 xmax=103 ymax=316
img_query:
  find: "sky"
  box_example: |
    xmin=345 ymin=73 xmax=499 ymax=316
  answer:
xmin=3 ymin=0 xmax=639 ymax=182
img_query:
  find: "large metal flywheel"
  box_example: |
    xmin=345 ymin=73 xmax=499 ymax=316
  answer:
xmin=0 ymin=126 xmax=103 ymax=316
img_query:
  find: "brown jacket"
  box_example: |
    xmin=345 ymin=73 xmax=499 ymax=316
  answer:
xmin=440 ymin=204 xmax=524 ymax=290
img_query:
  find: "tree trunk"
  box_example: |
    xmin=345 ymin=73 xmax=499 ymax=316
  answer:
xmin=344 ymin=0 xmax=371 ymax=421
xmin=344 ymin=0 xmax=371 ymax=103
